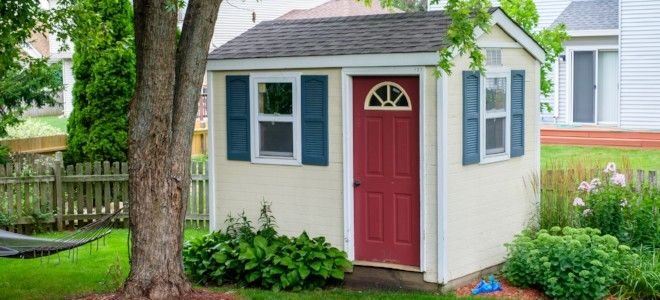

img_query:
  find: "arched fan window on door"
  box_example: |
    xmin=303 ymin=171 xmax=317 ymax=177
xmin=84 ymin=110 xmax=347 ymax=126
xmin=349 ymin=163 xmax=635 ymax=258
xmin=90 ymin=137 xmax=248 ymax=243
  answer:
xmin=364 ymin=81 xmax=412 ymax=111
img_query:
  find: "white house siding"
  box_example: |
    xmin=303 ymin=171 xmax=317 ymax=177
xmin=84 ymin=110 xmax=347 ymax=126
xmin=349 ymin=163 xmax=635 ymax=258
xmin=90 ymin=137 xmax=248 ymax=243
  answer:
xmin=445 ymin=25 xmax=539 ymax=282
xmin=619 ymin=0 xmax=660 ymax=130
xmin=429 ymin=0 xmax=570 ymax=29
xmin=534 ymin=0 xmax=571 ymax=29
xmin=211 ymin=0 xmax=328 ymax=50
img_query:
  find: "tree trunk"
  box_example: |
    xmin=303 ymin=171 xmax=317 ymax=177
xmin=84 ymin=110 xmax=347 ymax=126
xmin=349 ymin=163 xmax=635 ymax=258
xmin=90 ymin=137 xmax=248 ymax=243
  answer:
xmin=121 ymin=0 xmax=221 ymax=299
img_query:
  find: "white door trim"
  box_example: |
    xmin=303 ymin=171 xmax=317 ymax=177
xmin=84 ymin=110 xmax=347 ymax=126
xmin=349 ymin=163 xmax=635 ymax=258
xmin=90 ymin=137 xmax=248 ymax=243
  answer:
xmin=436 ymin=72 xmax=448 ymax=283
xmin=341 ymin=66 xmax=427 ymax=272
xmin=565 ymin=45 xmax=619 ymax=125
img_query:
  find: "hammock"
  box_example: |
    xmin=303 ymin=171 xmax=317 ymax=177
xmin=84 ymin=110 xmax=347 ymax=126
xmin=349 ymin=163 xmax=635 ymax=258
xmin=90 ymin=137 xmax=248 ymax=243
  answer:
xmin=0 ymin=209 xmax=123 ymax=259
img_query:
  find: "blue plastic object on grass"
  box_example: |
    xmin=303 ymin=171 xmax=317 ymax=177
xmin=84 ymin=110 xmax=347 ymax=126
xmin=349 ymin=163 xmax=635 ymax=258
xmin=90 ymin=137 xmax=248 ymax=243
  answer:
xmin=471 ymin=275 xmax=503 ymax=295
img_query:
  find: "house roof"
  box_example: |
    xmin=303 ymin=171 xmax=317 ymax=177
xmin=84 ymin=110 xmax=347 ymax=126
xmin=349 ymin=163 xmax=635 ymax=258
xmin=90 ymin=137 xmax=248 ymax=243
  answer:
xmin=278 ymin=0 xmax=400 ymax=20
xmin=552 ymin=0 xmax=619 ymax=31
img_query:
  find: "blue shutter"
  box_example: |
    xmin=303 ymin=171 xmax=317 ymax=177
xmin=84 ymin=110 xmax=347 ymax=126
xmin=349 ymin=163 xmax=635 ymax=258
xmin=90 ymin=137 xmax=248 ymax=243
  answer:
xmin=510 ymin=70 xmax=525 ymax=157
xmin=226 ymin=75 xmax=250 ymax=161
xmin=463 ymin=71 xmax=481 ymax=165
xmin=301 ymin=75 xmax=329 ymax=166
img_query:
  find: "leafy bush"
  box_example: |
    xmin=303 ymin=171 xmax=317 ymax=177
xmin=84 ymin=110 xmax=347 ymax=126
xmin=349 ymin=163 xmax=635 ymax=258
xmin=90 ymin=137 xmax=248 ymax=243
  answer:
xmin=183 ymin=203 xmax=351 ymax=291
xmin=572 ymin=163 xmax=658 ymax=248
xmin=615 ymin=249 xmax=659 ymax=300
xmin=503 ymin=227 xmax=636 ymax=300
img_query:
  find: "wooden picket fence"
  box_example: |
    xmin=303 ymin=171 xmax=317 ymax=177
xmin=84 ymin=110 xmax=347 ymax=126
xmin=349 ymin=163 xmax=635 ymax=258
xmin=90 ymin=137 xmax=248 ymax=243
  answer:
xmin=0 ymin=153 xmax=208 ymax=234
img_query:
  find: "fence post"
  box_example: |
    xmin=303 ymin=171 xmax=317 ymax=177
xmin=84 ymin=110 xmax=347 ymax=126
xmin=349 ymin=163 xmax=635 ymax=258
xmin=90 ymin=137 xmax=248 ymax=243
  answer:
xmin=53 ymin=152 xmax=64 ymax=231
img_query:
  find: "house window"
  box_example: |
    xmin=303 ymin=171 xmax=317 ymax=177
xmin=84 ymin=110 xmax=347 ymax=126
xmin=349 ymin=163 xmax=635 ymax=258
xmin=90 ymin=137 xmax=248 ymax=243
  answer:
xmin=364 ymin=82 xmax=412 ymax=111
xmin=251 ymin=75 xmax=300 ymax=165
xmin=486 ymin=48 xmax=502 ymax=66
xmin=481 ymin=70 xmax=511 ymax=162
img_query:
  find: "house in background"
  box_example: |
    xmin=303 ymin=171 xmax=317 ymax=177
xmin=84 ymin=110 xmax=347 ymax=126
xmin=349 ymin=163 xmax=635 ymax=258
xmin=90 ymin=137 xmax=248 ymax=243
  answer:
xmin=206 ymin=7 xmax=544 ymax=289
xmin=431 ymin=0 xmax=660 ymax=132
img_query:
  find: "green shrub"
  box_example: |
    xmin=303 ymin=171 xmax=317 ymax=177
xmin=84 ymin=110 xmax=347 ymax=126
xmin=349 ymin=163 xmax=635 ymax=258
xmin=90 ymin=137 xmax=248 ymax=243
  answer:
xmin=65 ymin=0 xmax=134 ymax=163
xmin=503 ymin=227 xmax=636 ymax=300
xmin=615 ymin=249 xmax=659 ymax=300
xmin=1 ymin=118 xmax=65 ymax=140
xmin=183 ymin=203 xmax=351 ymax=291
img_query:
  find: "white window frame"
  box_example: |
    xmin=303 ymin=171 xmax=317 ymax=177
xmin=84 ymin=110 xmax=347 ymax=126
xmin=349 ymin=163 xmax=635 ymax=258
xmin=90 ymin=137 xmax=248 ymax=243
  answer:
xmin=249 ymin=73 xmax=302 ymax=166
xmin=480 ymin=68 xmax=511 ymax=164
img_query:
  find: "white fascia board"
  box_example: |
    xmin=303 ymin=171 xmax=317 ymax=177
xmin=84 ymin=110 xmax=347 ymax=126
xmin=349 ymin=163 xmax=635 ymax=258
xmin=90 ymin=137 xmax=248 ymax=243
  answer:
xmin=488 ymin=9 xmax=547 ymax=63
xmin=568 ymin=29 xmax=619 ymax=37
xmin=207 ymin=53 xmax=439 ymax=71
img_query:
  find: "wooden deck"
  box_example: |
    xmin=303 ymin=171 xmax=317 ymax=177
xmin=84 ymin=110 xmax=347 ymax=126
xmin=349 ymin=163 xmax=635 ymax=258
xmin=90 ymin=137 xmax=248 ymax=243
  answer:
xmin=541 ymin=126 xmax=660 ymax=148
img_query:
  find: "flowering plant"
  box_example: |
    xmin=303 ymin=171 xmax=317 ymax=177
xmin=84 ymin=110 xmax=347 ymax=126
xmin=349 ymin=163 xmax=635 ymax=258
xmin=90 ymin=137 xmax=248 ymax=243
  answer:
xmin=574 ymin=162 xmax=658 ymax=247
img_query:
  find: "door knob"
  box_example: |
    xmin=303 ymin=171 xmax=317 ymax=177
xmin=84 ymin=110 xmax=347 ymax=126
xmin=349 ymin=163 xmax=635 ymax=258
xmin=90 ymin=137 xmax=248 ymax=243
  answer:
xmin=353 ymin=180 xmax=361 ymax=187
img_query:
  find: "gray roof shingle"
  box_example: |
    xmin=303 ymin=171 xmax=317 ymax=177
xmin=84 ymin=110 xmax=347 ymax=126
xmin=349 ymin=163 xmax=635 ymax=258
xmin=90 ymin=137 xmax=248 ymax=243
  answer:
xmin=209 ymin=10 xmax=456 ymax=60
xmin=552 ymin=0 xmax=619 ymax=31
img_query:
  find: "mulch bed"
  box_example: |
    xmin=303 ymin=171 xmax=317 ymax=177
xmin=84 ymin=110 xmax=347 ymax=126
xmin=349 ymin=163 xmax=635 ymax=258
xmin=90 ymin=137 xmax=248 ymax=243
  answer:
xmin=455 ymin=276 xmax=546 ymax=300
xmin=77 ymin=289 xmax=238 ymax=300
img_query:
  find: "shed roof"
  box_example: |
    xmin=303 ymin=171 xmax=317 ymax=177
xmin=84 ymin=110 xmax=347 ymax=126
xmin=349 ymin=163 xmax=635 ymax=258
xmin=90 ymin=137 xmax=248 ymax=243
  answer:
xmin=552 ymin=0 xmax=618 ymax=31
xmin=208 ymin=9 xmax=463 ymax=60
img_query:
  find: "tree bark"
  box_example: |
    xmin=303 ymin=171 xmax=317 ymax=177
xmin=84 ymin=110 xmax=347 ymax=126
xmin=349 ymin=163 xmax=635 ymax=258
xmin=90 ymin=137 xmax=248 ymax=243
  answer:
xmin=121 ymin=0 xmax=221 ymax=299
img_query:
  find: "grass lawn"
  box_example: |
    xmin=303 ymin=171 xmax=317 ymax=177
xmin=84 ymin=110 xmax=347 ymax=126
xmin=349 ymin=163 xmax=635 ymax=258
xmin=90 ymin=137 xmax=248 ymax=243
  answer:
xmin=0 ymin=228 xmax=475 ymax=300
xmin=541 ymin=145 xmax=660 ymax=171
xmin=0 ymin=228 xmax=207 ymax=300
xmin=28 ymin=115 xmax=68 ymax=132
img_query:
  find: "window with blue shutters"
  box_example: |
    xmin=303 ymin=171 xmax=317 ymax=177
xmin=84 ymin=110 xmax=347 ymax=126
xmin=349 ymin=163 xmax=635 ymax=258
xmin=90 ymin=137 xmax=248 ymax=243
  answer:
xmin=463 ymin=68 xmax=525 ymax=165
xmin=226 ymin=74 xmax=329 ymax=166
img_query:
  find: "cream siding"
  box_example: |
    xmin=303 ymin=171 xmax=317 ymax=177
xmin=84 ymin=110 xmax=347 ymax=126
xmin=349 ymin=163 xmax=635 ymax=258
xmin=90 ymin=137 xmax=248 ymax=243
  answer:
xmin=212 ymin=68 xmax=344 ymax=246
xmin=620 ymin=0 xmax=660 ymax=129
xmin=445 ymin=26 xmax=539 ymax=281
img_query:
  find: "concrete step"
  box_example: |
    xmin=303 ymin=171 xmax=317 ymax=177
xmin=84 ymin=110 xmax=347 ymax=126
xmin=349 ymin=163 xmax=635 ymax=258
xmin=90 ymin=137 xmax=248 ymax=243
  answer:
xmin=343 ymin=265 xmax=439 ymax=292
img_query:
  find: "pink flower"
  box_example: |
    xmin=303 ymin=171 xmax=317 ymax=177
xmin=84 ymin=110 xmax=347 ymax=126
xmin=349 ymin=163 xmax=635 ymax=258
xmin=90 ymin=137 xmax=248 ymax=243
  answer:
xmin=578 ymin=181 xmax=593 ymax=192
xmin=573 ymin=197 xmax=585 ymax=207
xmin=583 ymin=208 xmax=592 ymax=216
xmin=611 ymin=173 xmax=626 ymax=186
xmin=590 ymin=178 xmax=602 ymax=187
xmin=604 ymin=162 xmax=617 ymax=173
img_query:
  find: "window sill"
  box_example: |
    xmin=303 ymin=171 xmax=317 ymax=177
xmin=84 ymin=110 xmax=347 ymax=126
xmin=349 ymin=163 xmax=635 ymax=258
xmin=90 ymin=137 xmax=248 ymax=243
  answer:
xmin=480 ymin=154 xmax=510 ymax=165
xmin=251 ymin=157 xmax=302 ymax=166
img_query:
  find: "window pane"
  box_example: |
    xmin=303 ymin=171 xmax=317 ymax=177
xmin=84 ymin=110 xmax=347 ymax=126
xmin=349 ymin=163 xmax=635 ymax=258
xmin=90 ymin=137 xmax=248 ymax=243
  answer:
xmin=486 ymin=117 xmax=506 ymax=155
xmin=259 ymin=121 xmax=293 ymax=157
xmin=258 ymin=82 xmax=292 ymax=115
xmin=486 ymin=77 xmax=506 ymax=112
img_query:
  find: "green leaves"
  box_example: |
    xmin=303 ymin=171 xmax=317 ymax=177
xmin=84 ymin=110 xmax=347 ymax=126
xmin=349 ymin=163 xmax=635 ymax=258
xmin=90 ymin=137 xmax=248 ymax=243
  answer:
xmin=65 ymin=0 xmax=135 ymax=163
xmin=503 ymin=227 xmax=637 ymax=299
xmin=183 ymin=203 xmax=352 ymax=291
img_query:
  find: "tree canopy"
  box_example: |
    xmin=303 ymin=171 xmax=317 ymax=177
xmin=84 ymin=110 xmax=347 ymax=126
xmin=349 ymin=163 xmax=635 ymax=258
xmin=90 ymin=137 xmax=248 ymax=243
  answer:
xmin=0 ymin=0 xmax=63 ymax=139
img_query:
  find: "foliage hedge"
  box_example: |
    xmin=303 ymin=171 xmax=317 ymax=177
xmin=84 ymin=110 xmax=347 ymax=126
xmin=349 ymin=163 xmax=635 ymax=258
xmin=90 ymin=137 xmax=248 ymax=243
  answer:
xmin=503 ymin=227 xmax=637 ymax=300
xmin=183 ymin=204 xmax=351 ymax=291
xmin=66 ymin=0 xmax=135 ymax=163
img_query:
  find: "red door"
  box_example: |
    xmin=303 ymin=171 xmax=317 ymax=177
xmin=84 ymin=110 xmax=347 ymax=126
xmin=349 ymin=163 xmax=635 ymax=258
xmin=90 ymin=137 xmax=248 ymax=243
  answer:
xmin=353 ymin=76 xmax=420 ymax=267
